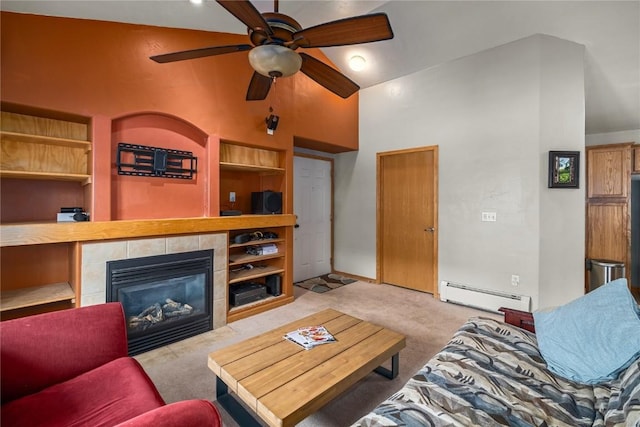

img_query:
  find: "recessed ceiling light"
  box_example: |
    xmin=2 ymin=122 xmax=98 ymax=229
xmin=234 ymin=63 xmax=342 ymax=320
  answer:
xmin=189 ymin=0 xmax=203 ymax=5
xmin=349 ymin=55 xmax=366 ymax=72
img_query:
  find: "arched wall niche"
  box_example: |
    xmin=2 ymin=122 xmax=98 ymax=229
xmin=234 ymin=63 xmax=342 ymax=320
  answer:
xmin=110 ymin=112 xmax=215 ymax=220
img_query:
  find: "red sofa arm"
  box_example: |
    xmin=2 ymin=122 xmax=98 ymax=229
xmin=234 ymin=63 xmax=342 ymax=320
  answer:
xmin=1 ymin=303 xmax=128 ymax=403
xmin=115 ymin=400 xmax=223 ymax=427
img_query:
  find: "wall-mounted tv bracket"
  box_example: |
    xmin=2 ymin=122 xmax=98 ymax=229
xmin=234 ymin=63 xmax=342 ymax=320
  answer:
xmin=117 ymin=143 xmax=197 ymax=179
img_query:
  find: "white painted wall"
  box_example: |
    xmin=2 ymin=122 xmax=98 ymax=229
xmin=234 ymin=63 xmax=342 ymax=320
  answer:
xmin=537 ymin=36 xmax=587 ymax=308
xmin=333 ymin=34 xmax=586 ymax=310
xmin=586 ymin=129 xmax=640 ymax=146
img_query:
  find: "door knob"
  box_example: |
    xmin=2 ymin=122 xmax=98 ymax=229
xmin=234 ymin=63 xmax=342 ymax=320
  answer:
xmin=424 ymin=227 xmax=435 ymax=232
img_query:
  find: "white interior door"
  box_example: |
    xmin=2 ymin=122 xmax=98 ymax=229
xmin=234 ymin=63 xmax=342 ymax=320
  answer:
xmin=294 ymin=155 xmax=332 ymax=282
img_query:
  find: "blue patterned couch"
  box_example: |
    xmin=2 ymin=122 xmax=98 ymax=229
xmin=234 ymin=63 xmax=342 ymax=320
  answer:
xmin=352 ymin=316 xmax=640 ymax=427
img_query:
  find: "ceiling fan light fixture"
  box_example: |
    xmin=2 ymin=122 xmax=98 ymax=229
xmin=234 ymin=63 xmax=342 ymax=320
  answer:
xmin=349 ymin=55 xmax=367 ymax=72
xmin=248 ymin=45 xmax=302 ymax=78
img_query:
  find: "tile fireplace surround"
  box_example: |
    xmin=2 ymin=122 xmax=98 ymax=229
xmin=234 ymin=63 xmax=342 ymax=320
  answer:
xmin=81 ymin=233 xmax=228 ymax=330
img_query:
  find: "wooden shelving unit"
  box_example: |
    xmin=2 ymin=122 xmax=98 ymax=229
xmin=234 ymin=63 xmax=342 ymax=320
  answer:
xmin=0 ymin=130 xmax=91 ymax=150
xmin=0 ymin=170 xmax=91 ymax=184
xmin=219 ymin=140 xmax=292 ymax=322
xmin=1 ymin=104 xmax=91 ymax=318
xmin=1 ymin=282 xmax=75 ymax=312
xmin=219 ymin=162 xmax=284 ymax=174
xmin=0 ymin=108 xmax=295 ymax=324
xmin=229 ymin=266 xmax=285 ymax=284
xmin=227 ymin=234 xmax=286 ymax=283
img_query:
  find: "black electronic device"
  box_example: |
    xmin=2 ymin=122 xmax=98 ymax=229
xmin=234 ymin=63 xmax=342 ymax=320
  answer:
xmin=229 ymin=282 xmax=267 ymax=307
xmin=265 ymin=274 xmax=282 ymax=296
xmin=233 ymin=233 xmax=251 ymax=244
xmin=262 ymin=231 xmax=278 ymax=239
xmin=251 ymin=191 xmax=282 ymax=214
xmin=221 ymin=210 xmax=242 ymax=216
xmin=265 ymin=114 xmax=279 ymax=134
xmin=58 ymin=207 xmax=90 ymax=222
xmin=60 ymin=207 xmax=84 ymax=213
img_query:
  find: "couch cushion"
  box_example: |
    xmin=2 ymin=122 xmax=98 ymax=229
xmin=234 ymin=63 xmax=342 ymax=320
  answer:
xmin=352 ymin=317 xmax=598 ymax=427
xmin=1 ymin=357 xmax=165 ymax=427
xmin=603 ymin=360 xmax=640 ymax=426
xmin=533 ymin=278 xmax=640 ymax=384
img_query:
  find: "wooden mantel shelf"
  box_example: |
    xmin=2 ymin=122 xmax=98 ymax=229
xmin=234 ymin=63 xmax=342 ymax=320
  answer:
xmin=0 ymin=215 xmax=296 ymax=247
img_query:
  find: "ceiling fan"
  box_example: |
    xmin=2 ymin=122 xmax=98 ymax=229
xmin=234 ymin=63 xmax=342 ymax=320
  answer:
xmin=150 ymin=0 xmax=393 ymax=101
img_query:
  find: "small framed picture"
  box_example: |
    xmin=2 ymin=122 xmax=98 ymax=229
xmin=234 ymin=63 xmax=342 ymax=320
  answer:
xmin=548 ymin=151 xmax=580 ymax=188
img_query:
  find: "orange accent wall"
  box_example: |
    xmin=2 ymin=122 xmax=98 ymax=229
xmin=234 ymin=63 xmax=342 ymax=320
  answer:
xmin=0 ymin=12 xmax=358 ymax=220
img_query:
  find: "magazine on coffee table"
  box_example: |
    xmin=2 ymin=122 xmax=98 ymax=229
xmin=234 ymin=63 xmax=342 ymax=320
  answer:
xmin=284 ymin=325 xmax=336 ymax=350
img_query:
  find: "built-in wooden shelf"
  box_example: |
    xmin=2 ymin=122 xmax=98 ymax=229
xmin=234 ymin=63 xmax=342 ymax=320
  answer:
xmin=228 ymin=266 xmax=285 ymax=284
xmin=0 ymin=169 xmax=91 ymax=184
xmin=219 ymin=161 xmax=285 ymax=174
xmin=0 ymin=215 xmax=297 ymax=247
xmin=1 ymin=131 xmax=91 ymax=150
xmin=1 ymin=282 xmax=75 ymax=312
xmin=229 ymin=238 xmax=285 ymax=249
xmin=228 ymin=294 xmax=282 ymax=312
xmin=228 ymin=252 xmax=285 ymax=266
xmin=227 ymin=294 xmax=293 ymax=323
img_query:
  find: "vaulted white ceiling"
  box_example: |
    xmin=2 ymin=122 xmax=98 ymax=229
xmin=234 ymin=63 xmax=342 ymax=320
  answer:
xmin=2 ymin=0 xmax=639 ymax=135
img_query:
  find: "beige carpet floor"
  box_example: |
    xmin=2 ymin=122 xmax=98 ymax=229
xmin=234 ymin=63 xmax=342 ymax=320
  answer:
xmin=135 ymin=281 xmax=499 ymax=426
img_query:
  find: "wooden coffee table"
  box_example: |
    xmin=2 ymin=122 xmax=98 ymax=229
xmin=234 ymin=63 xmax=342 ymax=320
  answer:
xmin=208 ymin=308 xmax=406 ymax=427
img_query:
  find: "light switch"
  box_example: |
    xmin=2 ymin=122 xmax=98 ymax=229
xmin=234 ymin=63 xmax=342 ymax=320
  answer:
xmin=481 ymin=212 xmax=497 ymax=222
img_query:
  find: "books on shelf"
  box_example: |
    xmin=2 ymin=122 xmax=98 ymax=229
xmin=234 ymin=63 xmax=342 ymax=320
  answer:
xmin=284 ymin=325 xmax=336 ymax=350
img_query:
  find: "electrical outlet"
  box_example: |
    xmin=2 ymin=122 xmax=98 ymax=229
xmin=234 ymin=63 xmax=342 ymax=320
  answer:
xmin=229 ymin=192 xmax=236 ymax=203
xmin=481 ymin=212 xmax=497 ymax=222
xmin=511 ymin=274 xmax=520 ymax=287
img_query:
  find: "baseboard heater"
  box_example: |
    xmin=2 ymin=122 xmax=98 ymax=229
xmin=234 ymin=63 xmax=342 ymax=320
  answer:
xmin=439 ymin=281 xmax=530 ymax=313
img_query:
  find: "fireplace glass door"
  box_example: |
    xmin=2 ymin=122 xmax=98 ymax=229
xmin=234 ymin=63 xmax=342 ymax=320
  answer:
xmin=107 ymin=249 xmax=213 ymax=355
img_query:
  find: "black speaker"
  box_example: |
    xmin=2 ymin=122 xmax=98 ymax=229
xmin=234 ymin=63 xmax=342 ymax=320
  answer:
xmin=252 ymin=191 xmax=282 ymax=214
xmin=265 ymin=274 xmax=282 ymax=296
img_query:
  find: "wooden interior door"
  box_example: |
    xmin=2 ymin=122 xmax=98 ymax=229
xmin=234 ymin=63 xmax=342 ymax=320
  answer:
xmin=378 ymin=146 xmax=438 ymax=294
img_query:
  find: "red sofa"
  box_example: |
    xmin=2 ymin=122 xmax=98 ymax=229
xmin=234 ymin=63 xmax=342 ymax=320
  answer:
xmin=1 ymin=303 xmax=222 ymax=427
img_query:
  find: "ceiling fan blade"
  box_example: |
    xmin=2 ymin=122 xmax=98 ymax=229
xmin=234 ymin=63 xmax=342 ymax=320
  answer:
xmin=246 ymin=72 xmax=273 ymax=101
xmin=293 ymin=13 xmax=393 ymax=48
xmin=299 ymin=53 xmax=359 ymax=99
xmin=150 ymin=44 xmax=252 ymax=63
xmin=216 ymin=0 xmax=273 ymax=35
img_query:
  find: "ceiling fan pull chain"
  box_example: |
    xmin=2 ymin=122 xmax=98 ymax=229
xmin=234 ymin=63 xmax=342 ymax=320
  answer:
xmin=270 ymin=77 xmax=278 ymax=112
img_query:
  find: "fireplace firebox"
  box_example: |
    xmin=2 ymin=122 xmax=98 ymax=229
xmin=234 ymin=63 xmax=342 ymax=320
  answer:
xmin=106 ymin=249 xmax=213 ymax=355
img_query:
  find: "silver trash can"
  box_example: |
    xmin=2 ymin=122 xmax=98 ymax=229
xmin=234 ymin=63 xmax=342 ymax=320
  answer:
xmin=587 ymin=259 xmax=625 ymax=292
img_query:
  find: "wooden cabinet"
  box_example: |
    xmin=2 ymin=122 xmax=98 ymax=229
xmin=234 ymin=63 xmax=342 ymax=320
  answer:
xmin=634 ymin=146 xmax=640 ymax=173
xmin=586 ymin=144 xmax=631 ymax=199
xmin=0 ymin=103 xmax=91 ymax=319
xmin=585 ymin=143 xmax=633 ymax=293
xmin=586 ymin=203 xmax=629 ymax=264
